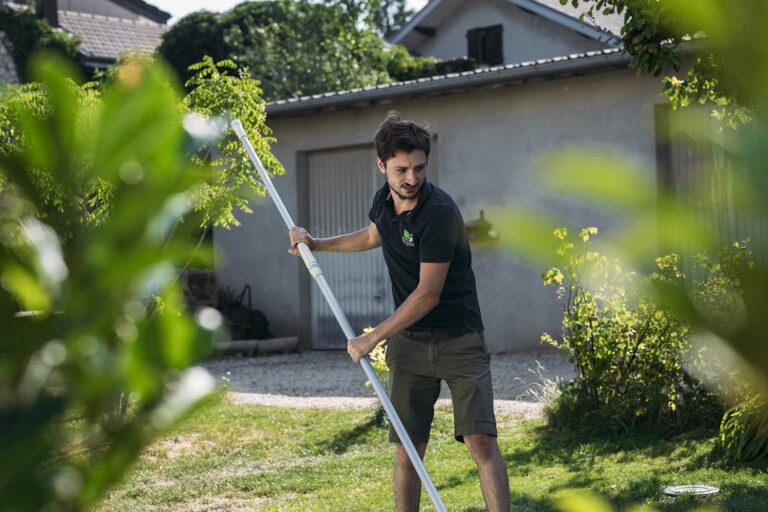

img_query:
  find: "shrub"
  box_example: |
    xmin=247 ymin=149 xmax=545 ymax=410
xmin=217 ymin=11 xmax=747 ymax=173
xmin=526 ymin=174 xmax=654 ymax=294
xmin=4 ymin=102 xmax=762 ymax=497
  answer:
xmin=385 ymin=44 xmax=479 ymax=82
xmin=719 ymin=391 xmax=768 ymax=463
xmin=541 ymin=227 xmax=722 ymax=434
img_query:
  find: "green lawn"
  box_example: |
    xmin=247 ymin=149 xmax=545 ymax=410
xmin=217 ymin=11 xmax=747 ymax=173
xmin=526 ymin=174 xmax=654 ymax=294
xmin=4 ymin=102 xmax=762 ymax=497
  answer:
xmin=95 ymin=392 xmax=768 ymax=511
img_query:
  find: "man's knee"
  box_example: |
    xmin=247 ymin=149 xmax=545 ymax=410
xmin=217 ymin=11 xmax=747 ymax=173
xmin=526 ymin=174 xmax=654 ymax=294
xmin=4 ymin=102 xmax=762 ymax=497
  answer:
xmin=395 ymin=441 xmax=428 ymax=470
xmin=464 ymin=433 xmax=499 ymax=464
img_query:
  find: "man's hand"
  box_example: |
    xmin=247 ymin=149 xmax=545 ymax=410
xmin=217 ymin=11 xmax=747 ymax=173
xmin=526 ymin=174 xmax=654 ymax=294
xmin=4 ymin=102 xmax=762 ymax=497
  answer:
xmin=288 ymin=227 xmax=316 ymax=255
xmin=347 ymin=333 xmax=379 ymax=363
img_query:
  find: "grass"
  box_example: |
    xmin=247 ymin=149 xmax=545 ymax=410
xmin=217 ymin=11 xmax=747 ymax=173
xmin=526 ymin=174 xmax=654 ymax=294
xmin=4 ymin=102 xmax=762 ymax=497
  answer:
xmin=94 ymin=391 xmax=768 ymax=511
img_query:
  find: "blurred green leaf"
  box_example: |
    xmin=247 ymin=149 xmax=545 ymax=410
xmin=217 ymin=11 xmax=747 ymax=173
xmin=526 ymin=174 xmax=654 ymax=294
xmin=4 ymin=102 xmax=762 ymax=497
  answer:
xmin=553 ymin=490 xmax=613 ymax=512
xmin=0 ymin=52 xmax=235 ymax=511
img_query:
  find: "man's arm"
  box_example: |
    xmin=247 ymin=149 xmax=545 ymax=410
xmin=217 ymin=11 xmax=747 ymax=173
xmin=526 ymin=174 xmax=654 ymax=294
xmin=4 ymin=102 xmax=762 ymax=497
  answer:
xmin=288 ymin=222 xmax=380 ymax=255
xmin=347 ymin=261 xmax=449 ymax=363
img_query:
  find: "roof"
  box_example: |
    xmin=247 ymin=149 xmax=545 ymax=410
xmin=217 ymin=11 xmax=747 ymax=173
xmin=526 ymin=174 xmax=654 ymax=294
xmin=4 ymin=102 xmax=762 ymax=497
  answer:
xmin=57 ymin=10 xmax=167 ymax=64
xmin=390 ymin=0 xmax=623 ymax=48
xmin=267 ymin=47 xmax=629 ymax=118
xmin=535 ymin=0 xmax=624 ymax=36
xmin=111 ymin=0 xmax=171 ymax=24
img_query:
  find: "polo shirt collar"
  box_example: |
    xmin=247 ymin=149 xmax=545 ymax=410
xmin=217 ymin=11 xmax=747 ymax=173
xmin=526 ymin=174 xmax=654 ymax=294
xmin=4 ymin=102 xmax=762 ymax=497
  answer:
xmin=382 ymin=180 xmax=434 ymax=223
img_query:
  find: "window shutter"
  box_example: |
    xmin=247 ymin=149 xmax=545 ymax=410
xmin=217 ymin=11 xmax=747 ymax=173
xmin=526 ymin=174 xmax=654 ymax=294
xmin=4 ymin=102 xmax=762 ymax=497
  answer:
xmin=484 ymin=25 xmax=504 ymax=65
xmin=467 ymin=25 xmax=503 ymax=65
xmin=466 ymin=28 xmax=481 ymax=62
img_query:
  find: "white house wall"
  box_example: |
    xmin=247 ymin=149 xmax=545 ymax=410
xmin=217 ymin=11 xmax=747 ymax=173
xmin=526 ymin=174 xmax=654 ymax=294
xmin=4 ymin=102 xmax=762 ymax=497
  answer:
xmin=412 ymin=0 xmax=606 ymax=64
xmin=214 ymin=69 xmax=664 ymax=353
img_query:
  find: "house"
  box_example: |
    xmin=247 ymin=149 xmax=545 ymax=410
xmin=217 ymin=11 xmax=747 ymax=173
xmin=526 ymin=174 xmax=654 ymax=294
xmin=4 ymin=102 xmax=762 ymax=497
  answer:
xmin=0 ymin=0 xmax=170 ymax=78
xmin=213 ymin=0 xmax=663 ymax=353
xmin=211 ymin=0 xmax=714 ymax=353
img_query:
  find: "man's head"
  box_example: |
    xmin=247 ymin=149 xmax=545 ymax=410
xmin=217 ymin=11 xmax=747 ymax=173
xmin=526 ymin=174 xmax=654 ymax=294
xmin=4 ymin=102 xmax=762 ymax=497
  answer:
xmin=374 ymin=111 xmax=431 ymax=201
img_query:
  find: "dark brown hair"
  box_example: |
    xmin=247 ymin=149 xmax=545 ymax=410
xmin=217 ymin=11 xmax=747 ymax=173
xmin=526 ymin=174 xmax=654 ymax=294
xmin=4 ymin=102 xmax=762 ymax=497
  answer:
xmin=374 ymin=111 xmax=431 ymax=164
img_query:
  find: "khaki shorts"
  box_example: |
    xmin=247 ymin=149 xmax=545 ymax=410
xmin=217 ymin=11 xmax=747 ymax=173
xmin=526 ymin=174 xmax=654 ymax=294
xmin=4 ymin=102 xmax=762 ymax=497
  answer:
xmin=384 ymin=329 xmax=497 ymax=444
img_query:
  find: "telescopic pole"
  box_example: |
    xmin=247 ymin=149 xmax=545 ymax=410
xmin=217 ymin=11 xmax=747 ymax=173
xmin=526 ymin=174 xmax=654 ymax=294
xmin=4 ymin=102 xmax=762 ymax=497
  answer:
xmin=231 ymin=120 xmax=447 ymax=512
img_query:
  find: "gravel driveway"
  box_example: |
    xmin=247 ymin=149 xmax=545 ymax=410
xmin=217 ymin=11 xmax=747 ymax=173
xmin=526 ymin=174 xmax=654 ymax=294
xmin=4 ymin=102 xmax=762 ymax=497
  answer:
xmin=204 ymin=348 xmax=574 ymax=419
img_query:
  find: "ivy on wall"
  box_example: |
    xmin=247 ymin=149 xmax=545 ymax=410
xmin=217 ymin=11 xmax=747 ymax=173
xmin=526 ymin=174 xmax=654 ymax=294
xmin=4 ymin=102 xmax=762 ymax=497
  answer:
xmin=0 ymin=5 xmax=80 ymax=82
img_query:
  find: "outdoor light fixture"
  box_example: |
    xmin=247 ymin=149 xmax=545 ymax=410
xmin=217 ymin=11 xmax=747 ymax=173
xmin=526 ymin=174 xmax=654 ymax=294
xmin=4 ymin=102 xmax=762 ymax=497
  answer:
xmin=465 ymin=209 xmax=498 ymax=242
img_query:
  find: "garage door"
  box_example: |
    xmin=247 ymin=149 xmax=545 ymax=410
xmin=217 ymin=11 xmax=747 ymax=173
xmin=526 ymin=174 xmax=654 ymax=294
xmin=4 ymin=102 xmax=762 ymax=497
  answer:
xmin=307 ymin=145 xmax=394 ymax=349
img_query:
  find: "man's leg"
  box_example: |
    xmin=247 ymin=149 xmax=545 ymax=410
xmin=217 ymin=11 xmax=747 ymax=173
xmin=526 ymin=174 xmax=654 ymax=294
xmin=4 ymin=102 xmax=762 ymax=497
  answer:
xmin=438 ymin=331 xmax=507 ymax=510
xmin=386 ymin=332 xmax=441 ymax=511
xmin=464 ymin=433 xmax=509 ymax=511
xmin=393 ymin=441 xmax=428 ymax=512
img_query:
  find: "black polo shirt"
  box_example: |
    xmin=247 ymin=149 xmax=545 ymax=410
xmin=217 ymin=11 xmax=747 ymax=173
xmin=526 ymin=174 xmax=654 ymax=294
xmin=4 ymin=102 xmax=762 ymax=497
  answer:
xmin=368 ymin=180 xmax=484 ymax=333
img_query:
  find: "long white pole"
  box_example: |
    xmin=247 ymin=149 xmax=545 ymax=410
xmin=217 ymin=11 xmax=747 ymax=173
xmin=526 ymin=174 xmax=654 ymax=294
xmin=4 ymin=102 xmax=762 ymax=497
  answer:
xmin=231 ymin=120 xmax=447 ymax=512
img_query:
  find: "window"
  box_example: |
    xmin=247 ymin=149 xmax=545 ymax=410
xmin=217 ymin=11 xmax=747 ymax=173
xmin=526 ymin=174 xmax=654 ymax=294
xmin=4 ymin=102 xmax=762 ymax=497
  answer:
xmin=466 ymin=24 xmax=504 ymax=66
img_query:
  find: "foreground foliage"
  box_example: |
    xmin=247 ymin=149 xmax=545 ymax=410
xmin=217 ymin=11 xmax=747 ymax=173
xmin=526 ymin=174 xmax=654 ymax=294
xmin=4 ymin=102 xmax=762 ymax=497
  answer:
xmin=0 ymin=54 xmax=223 ymax=511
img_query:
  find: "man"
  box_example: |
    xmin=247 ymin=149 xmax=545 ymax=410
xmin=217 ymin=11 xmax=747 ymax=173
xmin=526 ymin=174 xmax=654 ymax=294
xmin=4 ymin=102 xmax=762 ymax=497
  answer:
xmin=288 ymin=112 xmax=510 ymax=511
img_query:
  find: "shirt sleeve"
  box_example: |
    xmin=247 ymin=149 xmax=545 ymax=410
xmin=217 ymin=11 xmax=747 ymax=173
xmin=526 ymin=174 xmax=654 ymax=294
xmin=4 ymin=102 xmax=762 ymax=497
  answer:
xmin=369 ymin=189 xmax=381 ymax=222
xmin=419 ymin=206 xmax=459 ymax=263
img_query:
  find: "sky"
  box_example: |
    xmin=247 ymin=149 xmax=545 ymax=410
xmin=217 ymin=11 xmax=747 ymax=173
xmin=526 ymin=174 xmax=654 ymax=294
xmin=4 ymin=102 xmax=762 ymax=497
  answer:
xmin=152 ymin=0 xmax=430 ymax=24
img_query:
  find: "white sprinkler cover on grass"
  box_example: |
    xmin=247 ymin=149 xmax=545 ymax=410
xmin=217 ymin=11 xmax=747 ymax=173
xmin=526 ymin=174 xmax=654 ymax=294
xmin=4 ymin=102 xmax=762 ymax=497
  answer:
xmin=664 ymin=484 xmax=720 ymax=496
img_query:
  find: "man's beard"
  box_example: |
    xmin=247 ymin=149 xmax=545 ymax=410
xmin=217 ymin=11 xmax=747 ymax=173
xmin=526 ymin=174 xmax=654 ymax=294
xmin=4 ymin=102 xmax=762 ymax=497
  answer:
xmin=389 ymin=181 xmax=422 ymax=201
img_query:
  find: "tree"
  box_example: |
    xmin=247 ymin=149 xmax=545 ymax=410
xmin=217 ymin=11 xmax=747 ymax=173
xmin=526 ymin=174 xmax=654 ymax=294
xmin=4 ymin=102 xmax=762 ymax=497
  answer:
xmin=562 ymin=0 xmax=754 ymax=126
xmin=181 ymin=56 xmax=284 ymax=229
xmin=370 ymin=0 xmax=415 ymax=39
xmin=155 ymin=11 xmax=226 ymax=89
xmin=159 ymin=0 xmax=391 ymax=101
xmin=0 ymin=53 xmax=283 ymax=239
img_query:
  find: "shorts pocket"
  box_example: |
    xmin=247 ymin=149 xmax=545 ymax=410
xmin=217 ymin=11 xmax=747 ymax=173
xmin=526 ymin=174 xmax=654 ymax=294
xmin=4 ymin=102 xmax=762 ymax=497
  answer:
xmin=384 ymin=334 xmax=399 ymax=368
xmin=476 ymin=331 xmax=490 ymax=355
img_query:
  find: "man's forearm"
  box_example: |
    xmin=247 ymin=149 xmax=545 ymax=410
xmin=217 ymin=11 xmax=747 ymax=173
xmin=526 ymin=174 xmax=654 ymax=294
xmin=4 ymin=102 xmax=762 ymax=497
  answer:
xmin=315 ymin=227 xmax=375 ymax=252
xmin=369 ymin=290 xmax=438 ymax=345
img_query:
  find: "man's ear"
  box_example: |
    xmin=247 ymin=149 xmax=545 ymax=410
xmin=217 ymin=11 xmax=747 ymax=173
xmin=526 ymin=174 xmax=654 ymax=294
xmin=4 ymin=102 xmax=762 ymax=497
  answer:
xmin=376 ymin=158 xmax=386 ymax=175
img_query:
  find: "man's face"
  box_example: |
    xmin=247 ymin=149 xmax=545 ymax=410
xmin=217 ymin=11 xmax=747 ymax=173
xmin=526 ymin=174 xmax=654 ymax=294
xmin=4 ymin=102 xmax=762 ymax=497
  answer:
xmin=377 ymin=149 xmax=428 ymax=201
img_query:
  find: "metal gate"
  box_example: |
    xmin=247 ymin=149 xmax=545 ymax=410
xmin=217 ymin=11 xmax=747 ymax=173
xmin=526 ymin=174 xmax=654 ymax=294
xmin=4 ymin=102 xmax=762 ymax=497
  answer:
xmin=657 ymin=105 xmax=768 ymax=273
xmin=307 ymin=145 xmax=393 ymax=349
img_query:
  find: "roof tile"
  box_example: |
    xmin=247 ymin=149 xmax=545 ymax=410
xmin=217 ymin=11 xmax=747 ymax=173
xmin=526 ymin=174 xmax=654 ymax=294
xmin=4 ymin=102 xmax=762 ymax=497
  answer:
xmin=57 ymin=10 xmax=166 ymax=61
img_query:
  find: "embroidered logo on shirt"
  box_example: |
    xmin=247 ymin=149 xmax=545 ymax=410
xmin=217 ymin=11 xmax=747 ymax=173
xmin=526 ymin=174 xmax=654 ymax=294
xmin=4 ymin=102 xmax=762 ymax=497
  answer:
xmin=401 ymin=228 xmax=415 ymax=247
